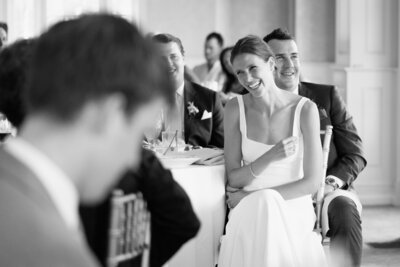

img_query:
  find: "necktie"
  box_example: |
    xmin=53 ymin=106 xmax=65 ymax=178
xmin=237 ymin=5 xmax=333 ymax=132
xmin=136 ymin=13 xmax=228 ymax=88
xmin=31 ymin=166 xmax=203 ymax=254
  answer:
xmin=164 ymin=93 xmax=182 ymax=133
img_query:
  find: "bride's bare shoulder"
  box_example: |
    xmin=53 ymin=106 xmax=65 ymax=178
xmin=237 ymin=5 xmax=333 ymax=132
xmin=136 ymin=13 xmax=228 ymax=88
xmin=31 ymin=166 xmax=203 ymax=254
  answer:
xmin=225 ymin=97 xmax=239 ymax=112
xmin=300 ymin=99 xmax=319 ymax=126
xmin=224 ymin=97 xmax=240 ymax=121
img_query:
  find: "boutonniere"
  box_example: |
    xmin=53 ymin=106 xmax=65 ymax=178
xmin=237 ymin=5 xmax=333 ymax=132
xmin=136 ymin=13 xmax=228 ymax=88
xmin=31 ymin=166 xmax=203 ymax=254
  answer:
xmin=187 ymin=101 xmax=199 ymax=117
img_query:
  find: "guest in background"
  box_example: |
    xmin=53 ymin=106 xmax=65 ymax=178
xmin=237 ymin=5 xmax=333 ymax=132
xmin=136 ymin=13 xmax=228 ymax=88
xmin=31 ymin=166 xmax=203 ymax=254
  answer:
xmin=0 ymin=22 xmax=7 ymax=48
xmin=193 ymin=32 xmax=226 ymax=92
xmin=0 ymin=14 xmax=174 ymax=267
xmin=0 ymin=38 xmax=33 ymax=142
xmin=264 ymin=28 xmax=366 ymax=267
xmin=219 ymin=46 xmax=246 ymax=105
xmin=0 ymin=38 xmax=35 ymax=129
xmin=152 ymin=33 xmax=224 ymax=148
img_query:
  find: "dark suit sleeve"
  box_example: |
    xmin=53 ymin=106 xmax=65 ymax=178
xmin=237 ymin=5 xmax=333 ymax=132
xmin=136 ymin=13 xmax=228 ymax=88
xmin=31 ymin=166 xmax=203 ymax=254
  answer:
xmin=131 ymin=150 xmax=200 ymax=267
xmin=209 ymin=92 xmax=224 ymax=148
xmin=327 ymin=87 xmax=367 ymax=187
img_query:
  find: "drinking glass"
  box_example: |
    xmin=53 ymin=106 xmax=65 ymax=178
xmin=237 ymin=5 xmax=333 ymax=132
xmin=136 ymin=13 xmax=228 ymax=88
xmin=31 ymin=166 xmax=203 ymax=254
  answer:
xmin=144 ymin=111 xmax=163 ymax=150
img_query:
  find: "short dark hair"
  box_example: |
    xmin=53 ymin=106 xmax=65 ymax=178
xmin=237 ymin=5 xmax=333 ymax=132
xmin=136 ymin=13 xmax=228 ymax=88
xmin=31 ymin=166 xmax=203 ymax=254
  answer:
xmin=0 ymin=39 xmax=36 ymax=128
xmin=152 ymin=33 xmax=185 ymax=56
xmin=263 ymin=28 xmax=294 ymax=43
xmin=231 ymin=35 xmax=274 ymax=64
xmin=219 ymin=46 xmax=236 ymax=93
xmin=26 ymin=14 xmax=174 ymax=121
xmin=219 ymin=46 xmax=233 ymax=76
xmin=206 ymin=32 xmax=224 ymax=47
xmin=0 ymin=22 xmax=8 ymax=33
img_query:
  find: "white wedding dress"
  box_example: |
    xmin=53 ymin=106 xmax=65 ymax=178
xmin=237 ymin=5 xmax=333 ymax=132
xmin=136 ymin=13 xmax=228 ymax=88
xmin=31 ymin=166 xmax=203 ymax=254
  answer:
xmin=218 ymin=96 xmax=327 ymax=267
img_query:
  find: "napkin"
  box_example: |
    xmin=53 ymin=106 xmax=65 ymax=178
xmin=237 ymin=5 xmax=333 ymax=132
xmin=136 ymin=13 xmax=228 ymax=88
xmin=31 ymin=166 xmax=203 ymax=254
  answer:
xmin=184 ymin=148 xmax=224 ymax=165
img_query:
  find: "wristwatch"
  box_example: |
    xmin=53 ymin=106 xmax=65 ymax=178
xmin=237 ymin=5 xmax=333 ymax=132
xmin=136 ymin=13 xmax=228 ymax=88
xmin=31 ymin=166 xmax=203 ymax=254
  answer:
xmin=325 ymin=177 xmax=339 ymax=190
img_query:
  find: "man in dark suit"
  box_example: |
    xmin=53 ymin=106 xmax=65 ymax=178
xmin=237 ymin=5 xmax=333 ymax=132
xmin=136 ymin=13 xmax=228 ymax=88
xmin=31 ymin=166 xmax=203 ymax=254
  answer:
xmin=264 ymin=28 xmax=367 ymax=267
xmin=0 ymin=14 xmax=174 ymax=267
xmin=80 ymin=148 xmax=201 ymax=267
xmin=152 ymin=33 xmax=224 ymax=148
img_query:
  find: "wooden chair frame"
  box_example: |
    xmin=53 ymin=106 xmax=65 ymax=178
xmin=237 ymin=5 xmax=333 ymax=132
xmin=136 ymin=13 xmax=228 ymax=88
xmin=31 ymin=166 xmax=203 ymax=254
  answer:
xmin=107 ymin=190 xmax=151 ymax=267
xmin=314 ymin=125 xmax=333 ymax=244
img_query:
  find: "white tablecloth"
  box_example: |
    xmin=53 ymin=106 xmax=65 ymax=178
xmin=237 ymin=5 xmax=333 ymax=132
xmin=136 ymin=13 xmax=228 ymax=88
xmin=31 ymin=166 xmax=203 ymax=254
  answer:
xmin=164 ymin=165 xmax=226 ymax=267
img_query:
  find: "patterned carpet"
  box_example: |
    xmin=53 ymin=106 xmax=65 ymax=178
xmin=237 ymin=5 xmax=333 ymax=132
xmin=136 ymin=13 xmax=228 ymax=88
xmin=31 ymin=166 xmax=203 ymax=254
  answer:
xmin=361 ymin=206 xmax=400 ymax=267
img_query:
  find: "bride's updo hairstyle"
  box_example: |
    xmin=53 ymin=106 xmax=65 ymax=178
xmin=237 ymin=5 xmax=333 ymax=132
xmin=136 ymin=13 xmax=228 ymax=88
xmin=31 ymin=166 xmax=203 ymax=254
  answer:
xmin=230 ymin=35 xmax=274 ymax=64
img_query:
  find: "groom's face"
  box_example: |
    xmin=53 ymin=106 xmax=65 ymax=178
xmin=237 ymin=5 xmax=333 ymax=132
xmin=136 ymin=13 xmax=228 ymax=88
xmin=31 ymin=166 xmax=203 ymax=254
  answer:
xmin=267 ymin=39 xmax=300 ymax=93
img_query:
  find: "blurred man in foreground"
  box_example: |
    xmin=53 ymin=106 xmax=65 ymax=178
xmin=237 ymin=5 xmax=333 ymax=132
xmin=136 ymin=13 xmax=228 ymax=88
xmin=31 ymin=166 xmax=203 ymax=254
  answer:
xmin=0 ymin=14 xmax=174 ymax=267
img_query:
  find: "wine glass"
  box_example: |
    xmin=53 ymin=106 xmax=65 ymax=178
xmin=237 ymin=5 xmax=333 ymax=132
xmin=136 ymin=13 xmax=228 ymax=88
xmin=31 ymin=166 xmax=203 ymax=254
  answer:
xmin=144 ymin=111 xmax=163 ymax=150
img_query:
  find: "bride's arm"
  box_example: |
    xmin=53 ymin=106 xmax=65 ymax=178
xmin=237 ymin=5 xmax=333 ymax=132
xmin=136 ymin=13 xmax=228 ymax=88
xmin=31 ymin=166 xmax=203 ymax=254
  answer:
xmin=268 ymin=101 xmax=323 ymax=200
xmin=224 ymin=98 xmax=256 ymax=188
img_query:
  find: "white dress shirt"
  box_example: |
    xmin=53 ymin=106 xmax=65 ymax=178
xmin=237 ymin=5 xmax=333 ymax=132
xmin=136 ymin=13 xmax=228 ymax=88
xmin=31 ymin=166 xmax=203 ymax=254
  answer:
xmin=4 ymin=138 xmax=80 ymax=231
xmin=193 ymin=61 xmax=225 ymax=92
xmin=164 ymin=82 xmax=185 ymax=135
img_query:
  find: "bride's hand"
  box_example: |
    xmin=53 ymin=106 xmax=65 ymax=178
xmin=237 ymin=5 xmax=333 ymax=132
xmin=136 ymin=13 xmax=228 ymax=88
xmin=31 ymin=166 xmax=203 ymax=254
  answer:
xmin=267 ymin=136 xmax=298 ymax=162
xmin=226 ymin=190 xmax=250 ymax=209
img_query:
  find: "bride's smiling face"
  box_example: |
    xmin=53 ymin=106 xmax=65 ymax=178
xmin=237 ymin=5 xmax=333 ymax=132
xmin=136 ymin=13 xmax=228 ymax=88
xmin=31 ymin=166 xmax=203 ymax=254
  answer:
xmin=232 ymin=53 xmax=274 ymax=97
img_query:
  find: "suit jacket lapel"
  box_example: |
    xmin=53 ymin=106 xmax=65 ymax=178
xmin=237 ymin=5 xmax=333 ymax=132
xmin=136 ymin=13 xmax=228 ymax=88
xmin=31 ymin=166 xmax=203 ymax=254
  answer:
xmin=298 ymin=82 xmax=314 ymax=101
xmin=183 ymin=82 xmax=195 ymax=142
xmin=299 ymin=82 xmax=317 ymax=108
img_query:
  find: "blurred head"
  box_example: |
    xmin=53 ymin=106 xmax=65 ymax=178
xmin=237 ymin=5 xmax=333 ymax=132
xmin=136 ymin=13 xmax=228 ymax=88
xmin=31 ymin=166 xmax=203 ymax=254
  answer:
xmin=152 ymin=33 xmax=185 ymax=90
xmin=263 ymin=28 xmax=300 ymax=92
xmin=231 ymin=35 xmax=275 ymax=98
xmin=0 ymin=22 xmax=8 ymax=48
xmin=220 ymin=47 xmax=234 ymax=75
xmin=204 ymin=32 xmax=223 ymax=65
xmin=0 ymin=38 xmax=36 ymax=128
xmin=27 ymin=14 xmax=174 ymax=204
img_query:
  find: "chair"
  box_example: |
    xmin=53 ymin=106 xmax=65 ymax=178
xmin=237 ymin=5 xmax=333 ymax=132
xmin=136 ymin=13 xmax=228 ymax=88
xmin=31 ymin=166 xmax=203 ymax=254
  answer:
xmin=107 ymin=190 xmax=151 ymax=267
xmin=314 ymin=125 xmax=333 ymax=244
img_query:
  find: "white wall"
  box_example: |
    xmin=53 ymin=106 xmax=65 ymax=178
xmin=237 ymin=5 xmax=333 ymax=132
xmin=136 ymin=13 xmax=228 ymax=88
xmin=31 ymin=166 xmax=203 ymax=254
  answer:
xmin=334 ymin=0 xmax=399 ymax=205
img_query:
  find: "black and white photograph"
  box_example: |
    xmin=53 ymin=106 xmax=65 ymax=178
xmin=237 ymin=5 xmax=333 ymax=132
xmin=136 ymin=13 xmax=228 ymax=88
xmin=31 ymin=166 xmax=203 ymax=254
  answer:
xmin=0 ymin=1 xmax=399 ymax=266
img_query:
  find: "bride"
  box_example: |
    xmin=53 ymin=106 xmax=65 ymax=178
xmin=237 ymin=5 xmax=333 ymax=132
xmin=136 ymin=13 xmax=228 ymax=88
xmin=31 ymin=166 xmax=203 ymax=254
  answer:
xmin=218 ymin=35 xmax=327 ymax=267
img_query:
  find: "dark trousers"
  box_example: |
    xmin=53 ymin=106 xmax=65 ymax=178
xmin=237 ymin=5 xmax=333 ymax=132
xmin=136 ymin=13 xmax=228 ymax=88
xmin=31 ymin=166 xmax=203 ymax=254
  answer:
xmin=328 ymin=196 xmax=362 ymax=267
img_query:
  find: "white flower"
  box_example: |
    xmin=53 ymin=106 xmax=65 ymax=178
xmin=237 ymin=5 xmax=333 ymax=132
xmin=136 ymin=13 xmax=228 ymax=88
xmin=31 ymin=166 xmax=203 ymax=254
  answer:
xmin=187 ymin=101 xmax=199 ymax=116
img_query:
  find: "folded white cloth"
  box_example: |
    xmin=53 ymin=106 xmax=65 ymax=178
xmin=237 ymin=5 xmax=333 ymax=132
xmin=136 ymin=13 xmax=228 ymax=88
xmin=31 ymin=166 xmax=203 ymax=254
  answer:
xmin=321 ymin=189 xmax=362 ymax=236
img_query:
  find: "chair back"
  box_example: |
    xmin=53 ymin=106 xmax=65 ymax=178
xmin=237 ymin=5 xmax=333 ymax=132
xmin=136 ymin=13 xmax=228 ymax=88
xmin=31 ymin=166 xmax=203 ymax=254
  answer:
xmin=314 ymin=125 xmax=333 ymax=240
xmin=107 ymin=190 xmax=151 ymax=267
